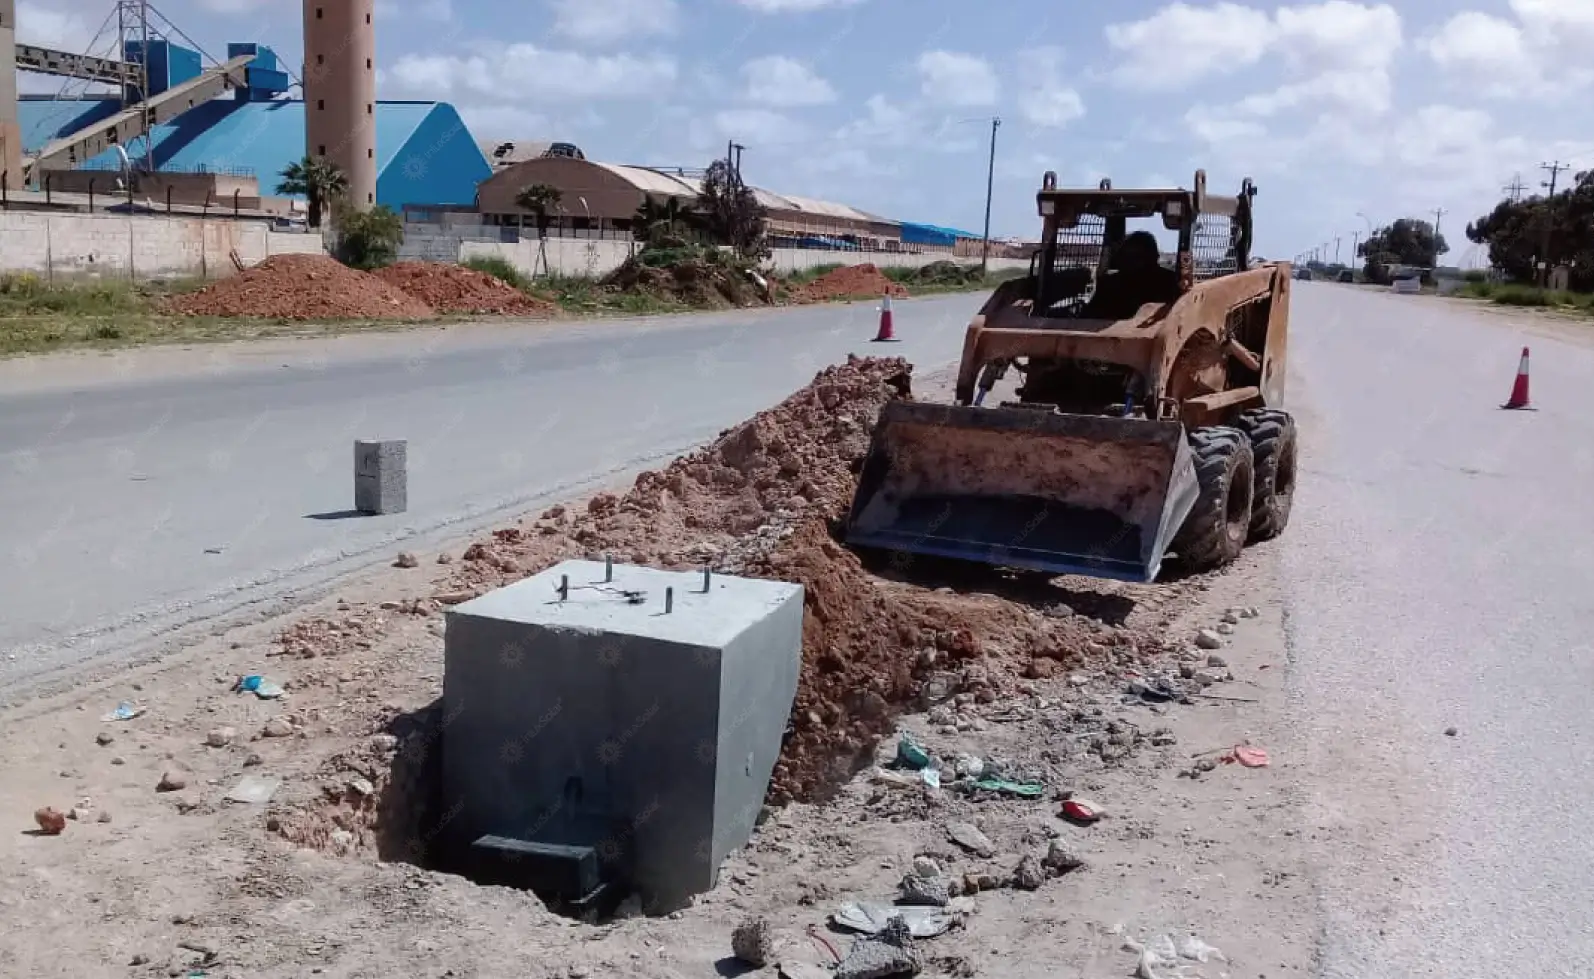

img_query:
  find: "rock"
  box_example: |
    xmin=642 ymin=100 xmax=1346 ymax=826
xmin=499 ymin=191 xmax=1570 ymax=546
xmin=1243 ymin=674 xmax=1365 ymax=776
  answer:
xmin=779 ymin=963 xmax=832 ymax=979
xmin=110 ymin=756 xmax=125 ymax=766
xmin=1012 ymin=854 xmax=1046 ymax=890
xmin=156 ymin=771 xmax=187 ymax=792
xmin=262 ymin=717 xmax=295 ymax=738
xmin=206 ymin=726 xmax=236 ymax=748
xmin=1193 ymin=668 xmax=1228 ymax=686
xmin=243 ymin=753 xmax=264 ymax=767
xmin=1178 ymin=663 xmax=1197 ymax=679
xmin=1206 ymin=654 xmax=1228 ymax=668
xmin=1216 ymin=622 xmax=1236 ymax=635
xmin=68 ymin=806 xmax=92 ymax=822
xmin=371 ymin=733 xmax=400 ymax=752
xmin=1445 ymin=726 xmax=1458 ymax=737
xmin=898 ymin=873 xmax=951 ymax=907
xmin=730 ymin=916 xmax=775 ymax=967
xmin=394 ymin=552 xmax=420 ymax=568
xmin=945 ymin=821 xmax=995 ymax=858
xmin=1243 ymin=606 xmax=1261 ymax=618
xmin=1043 ymin=839 xmax=1086 ymax=872
xmin=33 ymin=807 xmax=66 ymax=835
xmin=436 ymin=553 xmax=454 ymax=565
xmin=1220 ymin=611 xmax=1240 ymax=624
xmin=1195 ymin=629 xmax=1224 ymax=650
xmin=97 ymin=810 xmax=113 ymax=823
xmin=834 ymin=916 xmax=921 ymax=979
xmin=1024 ymin=657 xmax=1058 ymax=679
xmin=911 ymin=855 xmax=941 ymax=878
xmin=95 ymin=732 xmax=115 ymax=746
xmin=348 ymin=777 xmax=376 ymax=798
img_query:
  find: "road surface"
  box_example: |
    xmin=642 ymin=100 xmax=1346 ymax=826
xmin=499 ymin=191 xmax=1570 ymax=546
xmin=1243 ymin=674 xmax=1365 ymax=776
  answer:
xmin=1281 ymin=283 xmax=1594 ymax=975
xmin=0 ymin=295 xmax=984 ymax=698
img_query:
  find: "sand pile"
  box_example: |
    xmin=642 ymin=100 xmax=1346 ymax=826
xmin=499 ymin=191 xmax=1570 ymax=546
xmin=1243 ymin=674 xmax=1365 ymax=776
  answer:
xmin=795 ymin=263 xmax=909 ymax=302
xmin=373 ymin=262 xmax=555 ymax=315
xmin=166 ymin=254 xmax=436 ymax=321
xmin=602 ymin=254 xmax=772 ymax=308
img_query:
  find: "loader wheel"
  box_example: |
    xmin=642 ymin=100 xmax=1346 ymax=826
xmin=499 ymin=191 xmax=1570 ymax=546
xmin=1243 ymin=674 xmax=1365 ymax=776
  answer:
xmin=1234 ymin=408 xmax=1298 ymax=542
xmin=1171 ymin=427 xmax=1254 ymax=573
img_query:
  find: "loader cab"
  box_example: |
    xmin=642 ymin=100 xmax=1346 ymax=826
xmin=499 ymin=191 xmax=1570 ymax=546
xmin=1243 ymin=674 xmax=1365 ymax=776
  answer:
xmin=1029 ymin=171 xmax=1255 ymax=321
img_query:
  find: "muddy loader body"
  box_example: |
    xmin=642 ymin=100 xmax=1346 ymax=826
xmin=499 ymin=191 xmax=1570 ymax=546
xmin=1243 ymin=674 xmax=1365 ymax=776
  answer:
xmin=845 ymin=170 xmax=1298 ymax=582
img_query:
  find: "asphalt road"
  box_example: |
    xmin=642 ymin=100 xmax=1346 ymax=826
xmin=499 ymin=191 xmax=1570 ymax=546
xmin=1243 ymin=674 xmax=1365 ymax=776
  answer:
xmin=1281 ymin=284 xmax=1594 ymax=976
xmin=0 ymin=294 xmax=983 ymax=698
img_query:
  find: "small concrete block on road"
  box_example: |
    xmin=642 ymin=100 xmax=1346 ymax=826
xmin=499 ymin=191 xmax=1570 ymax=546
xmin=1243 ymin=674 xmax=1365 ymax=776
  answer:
xmin=353 ymin=439 xmax=406 ymax=514
xmin=442 ymin=559 xmax=803 ymax=912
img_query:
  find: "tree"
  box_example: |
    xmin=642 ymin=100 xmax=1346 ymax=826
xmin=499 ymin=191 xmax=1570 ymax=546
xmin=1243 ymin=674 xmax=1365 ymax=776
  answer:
xmin=277 ymin=156 xmax=348 ymax=229
xmin=1466 ymin=170 xmax=1594 ymax=289
xmin=695 ymin=158 xmax=769 ymax=261
xmin=333 ymin=203 xmax=404 ymax=270
xmin=513 ymin=183 xmax=564 ymax=240
xmin=1357 ymin=218 xmax=1448 ymax=275
xmin=632 ymin=194 xmax=694 ymax=244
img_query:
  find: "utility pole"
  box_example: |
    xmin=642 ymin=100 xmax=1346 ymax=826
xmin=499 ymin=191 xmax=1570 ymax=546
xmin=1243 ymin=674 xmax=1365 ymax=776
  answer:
xmin=1351 ymin=231 xmax=1360 ymax=264
xmin=1432 ymin=207 xmax=1445 ymax=270
xmin=980 ymin=116 xmax=1001 ymax=277
xmin=1334 ymin=236 xmax=1341 ymax=265
xmin=1504 ymin=173 xmax=1526 ymax=202
xmin=1537 ymin=161 xmax=1567 ymax=285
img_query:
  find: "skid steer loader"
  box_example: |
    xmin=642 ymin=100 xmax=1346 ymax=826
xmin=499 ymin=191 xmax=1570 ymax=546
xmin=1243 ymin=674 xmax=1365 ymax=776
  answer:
xmin=845 ymin=170 xmax=1297 ymax=583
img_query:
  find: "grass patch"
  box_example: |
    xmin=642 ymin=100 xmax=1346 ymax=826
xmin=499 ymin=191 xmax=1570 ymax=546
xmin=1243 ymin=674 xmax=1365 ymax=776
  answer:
xmin=460 ymin=255 xmax=533 ymax=292
xmin=1456 ymin=280 xmax=1594 ymax=314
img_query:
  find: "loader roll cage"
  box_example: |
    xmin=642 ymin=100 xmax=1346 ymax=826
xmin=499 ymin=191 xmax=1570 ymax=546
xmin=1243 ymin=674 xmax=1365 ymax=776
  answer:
xmin=1031 ymin=169 xmax=1257 ymax=317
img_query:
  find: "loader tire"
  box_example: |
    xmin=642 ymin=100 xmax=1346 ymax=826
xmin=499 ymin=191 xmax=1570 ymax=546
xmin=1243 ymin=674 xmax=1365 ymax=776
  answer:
xmin=1234 ymin=408 xmax=1298 ymax=542
xmin=1171 ymin=427 xmax=1254 ymax=573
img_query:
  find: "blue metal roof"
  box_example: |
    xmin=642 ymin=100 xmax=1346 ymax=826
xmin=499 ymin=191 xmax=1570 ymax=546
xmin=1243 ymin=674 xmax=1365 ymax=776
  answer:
xmin=16 ymin=96 xmax=489 ymax=209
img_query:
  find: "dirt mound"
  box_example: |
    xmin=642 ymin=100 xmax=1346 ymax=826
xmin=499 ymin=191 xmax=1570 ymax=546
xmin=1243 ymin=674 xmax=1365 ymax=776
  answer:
xmin=373 ymin=262 xmax=554 ymax=316
xmin=165 ymin=254 xmax=436 ymax=320
xmin=602 ymin=253 xmax=773 ymax=308
xmin=795 ymin=263 xmax=909 ymax=302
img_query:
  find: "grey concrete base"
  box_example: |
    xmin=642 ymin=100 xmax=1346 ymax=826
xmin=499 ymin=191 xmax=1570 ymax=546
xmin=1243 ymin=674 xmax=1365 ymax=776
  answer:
xmin=354 ymin=439 xmax=406 ymax=514
xmin=441 ymin=559 xmax=803 ymax=912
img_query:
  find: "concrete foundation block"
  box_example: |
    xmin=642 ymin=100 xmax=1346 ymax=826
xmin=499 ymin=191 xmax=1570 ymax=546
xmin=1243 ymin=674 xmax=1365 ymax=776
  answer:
xmin=442 ymin=559 xmax=803 ymax=912
xmin=354 ymin=439 xmax=406 ymax=514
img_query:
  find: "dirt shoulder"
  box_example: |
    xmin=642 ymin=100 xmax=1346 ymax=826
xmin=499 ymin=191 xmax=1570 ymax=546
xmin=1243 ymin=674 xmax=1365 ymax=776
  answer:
xmin=0 ymin=362 xmax=1316 ymax=979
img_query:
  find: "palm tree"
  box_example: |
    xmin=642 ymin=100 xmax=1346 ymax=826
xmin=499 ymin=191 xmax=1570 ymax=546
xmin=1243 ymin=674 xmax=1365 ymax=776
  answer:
xmin=514 ymin=183 xmax=564 ymax=240
xmin=632 ymin=194 xmax=691 ymax=244
xmin=277 ymin=156 xmax=348 ymax=229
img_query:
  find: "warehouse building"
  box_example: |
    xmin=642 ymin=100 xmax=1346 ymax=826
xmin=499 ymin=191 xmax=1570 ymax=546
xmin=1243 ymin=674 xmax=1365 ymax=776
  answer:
xmin=472 ymin=152 xmax=960 ymax=253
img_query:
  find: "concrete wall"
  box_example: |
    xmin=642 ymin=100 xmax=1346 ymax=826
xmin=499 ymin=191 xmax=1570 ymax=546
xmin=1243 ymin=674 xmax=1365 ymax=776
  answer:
xmin=460 ymin=237 xmax=1030 ymax=280
xmin=0 ymin=210 xmax=325 ymax=279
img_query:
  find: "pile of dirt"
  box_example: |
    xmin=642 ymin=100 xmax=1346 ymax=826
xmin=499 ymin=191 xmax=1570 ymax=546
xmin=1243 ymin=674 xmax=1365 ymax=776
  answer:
xmin=601 ymin=253 xmax=773 ymax=308
xmin=165 ymin=254 xmax=436 ymax=321
xmin=794 ymin=263 xmax=909 ymax=302
xmin=373 ymin=262 xmax=554 ymax=316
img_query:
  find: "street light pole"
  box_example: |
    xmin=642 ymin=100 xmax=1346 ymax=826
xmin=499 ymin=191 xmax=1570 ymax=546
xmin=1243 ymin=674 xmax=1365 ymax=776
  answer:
xmin=980 ymin=117 xmax=1001 ymax=277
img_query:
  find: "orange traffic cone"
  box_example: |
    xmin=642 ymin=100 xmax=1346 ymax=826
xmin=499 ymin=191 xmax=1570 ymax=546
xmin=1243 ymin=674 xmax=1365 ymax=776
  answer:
xmin=1502 ymin=346 xmax=1532 ymax=409
xmin=871 ymin=293 xmax=898 ymax=342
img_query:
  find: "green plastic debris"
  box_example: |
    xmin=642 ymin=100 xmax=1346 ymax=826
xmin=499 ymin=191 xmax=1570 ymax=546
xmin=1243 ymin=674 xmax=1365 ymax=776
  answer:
xmin=896 ymin=734 xmax=932 ymax=770
xmin=972 ymin=776 xmax=1044 ymax=798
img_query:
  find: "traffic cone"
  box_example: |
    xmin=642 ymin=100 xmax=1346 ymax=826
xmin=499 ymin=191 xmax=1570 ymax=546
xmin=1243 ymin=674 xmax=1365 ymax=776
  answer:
xmin=1502 ymin=346 xmax=1532 ymax=409
xmin=871 ymin=293 xmax=897 ymax=342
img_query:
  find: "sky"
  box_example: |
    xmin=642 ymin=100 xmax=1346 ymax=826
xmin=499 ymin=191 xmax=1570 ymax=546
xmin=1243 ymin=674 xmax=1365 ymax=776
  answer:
xmin=13 ymin=0 xmax=1594 ymax=264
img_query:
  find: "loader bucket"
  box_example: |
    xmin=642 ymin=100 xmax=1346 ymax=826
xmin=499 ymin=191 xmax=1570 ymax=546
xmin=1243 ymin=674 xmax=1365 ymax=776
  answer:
xmin=844 ymin=402 xmax=1199 ymax=583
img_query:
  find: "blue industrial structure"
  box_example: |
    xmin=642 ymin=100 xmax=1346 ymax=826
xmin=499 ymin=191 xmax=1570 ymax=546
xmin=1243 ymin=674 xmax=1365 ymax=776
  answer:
xmin=899 ymin=221 xmax=980 ymax=248
xmin=17 ymin=38 xmax=490 ymax=211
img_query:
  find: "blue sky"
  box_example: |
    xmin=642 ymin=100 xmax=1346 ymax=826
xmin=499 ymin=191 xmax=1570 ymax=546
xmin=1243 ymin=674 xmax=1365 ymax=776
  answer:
xmin=15 ymin=0 xmax=1594 ymax=263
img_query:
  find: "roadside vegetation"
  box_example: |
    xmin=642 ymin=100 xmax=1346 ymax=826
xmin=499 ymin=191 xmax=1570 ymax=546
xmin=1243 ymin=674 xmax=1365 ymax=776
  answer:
xmin=1455 ymin=279 xmax=1594 ymax=315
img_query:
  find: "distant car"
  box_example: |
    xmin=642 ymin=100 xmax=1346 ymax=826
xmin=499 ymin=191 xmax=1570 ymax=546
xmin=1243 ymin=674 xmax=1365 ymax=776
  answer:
xmin=1337 ymin=270 xmax=1354 ymax=283
xmin=1294 ymin=268 xmax=1312 ymax=281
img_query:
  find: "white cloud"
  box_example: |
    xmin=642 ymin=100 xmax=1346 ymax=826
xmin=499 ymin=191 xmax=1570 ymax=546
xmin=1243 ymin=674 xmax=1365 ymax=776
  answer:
xmin=1272 ymin=1 xmax=1402 ymax=73
xmin=386 ymin=46 xmax=677 ymax=102
xmin=1424 ymin=2 xmax=1594 ymax=96
xmin=374 ymin=0 xmax=452 ymax=20
xmin=741 ymin=56 xmax=836 ymax=106
xmin=1104 ymin=3 xmax=1275 ymax=90
xmin=732 ymin=0 xmax=865 ymax=10
xmin=15 ymin=3 xmax=102 ymax=51
xmin=917 ymin=51 xmax=999 ymax=106
xmin=548 ymin=0 xmax=678 ymax=45
xmin=713 ymin=108 xmax=809 ymax=145
xmin=1014 ymin=47 xmax=1084 ymax=129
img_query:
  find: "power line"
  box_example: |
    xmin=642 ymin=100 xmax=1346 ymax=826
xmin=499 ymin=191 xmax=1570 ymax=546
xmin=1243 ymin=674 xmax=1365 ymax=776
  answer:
xmin=1504 ymin=174 xmax=1526 ymax=202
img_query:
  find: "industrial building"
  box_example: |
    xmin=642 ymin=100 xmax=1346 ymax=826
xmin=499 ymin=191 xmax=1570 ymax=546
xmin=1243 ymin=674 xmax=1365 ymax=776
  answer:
xmin=471 ymin=151 xmax=982 ymax=255
xmin=2 ymin=0 xmax=487 ymax=215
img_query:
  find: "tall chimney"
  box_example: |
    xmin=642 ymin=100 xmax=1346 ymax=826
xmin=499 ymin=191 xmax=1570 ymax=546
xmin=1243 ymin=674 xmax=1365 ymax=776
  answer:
xmin=0 ymin=0 xmax=22 ymax=192
xmin=302 ymin=0 xmax=376 ymax=213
